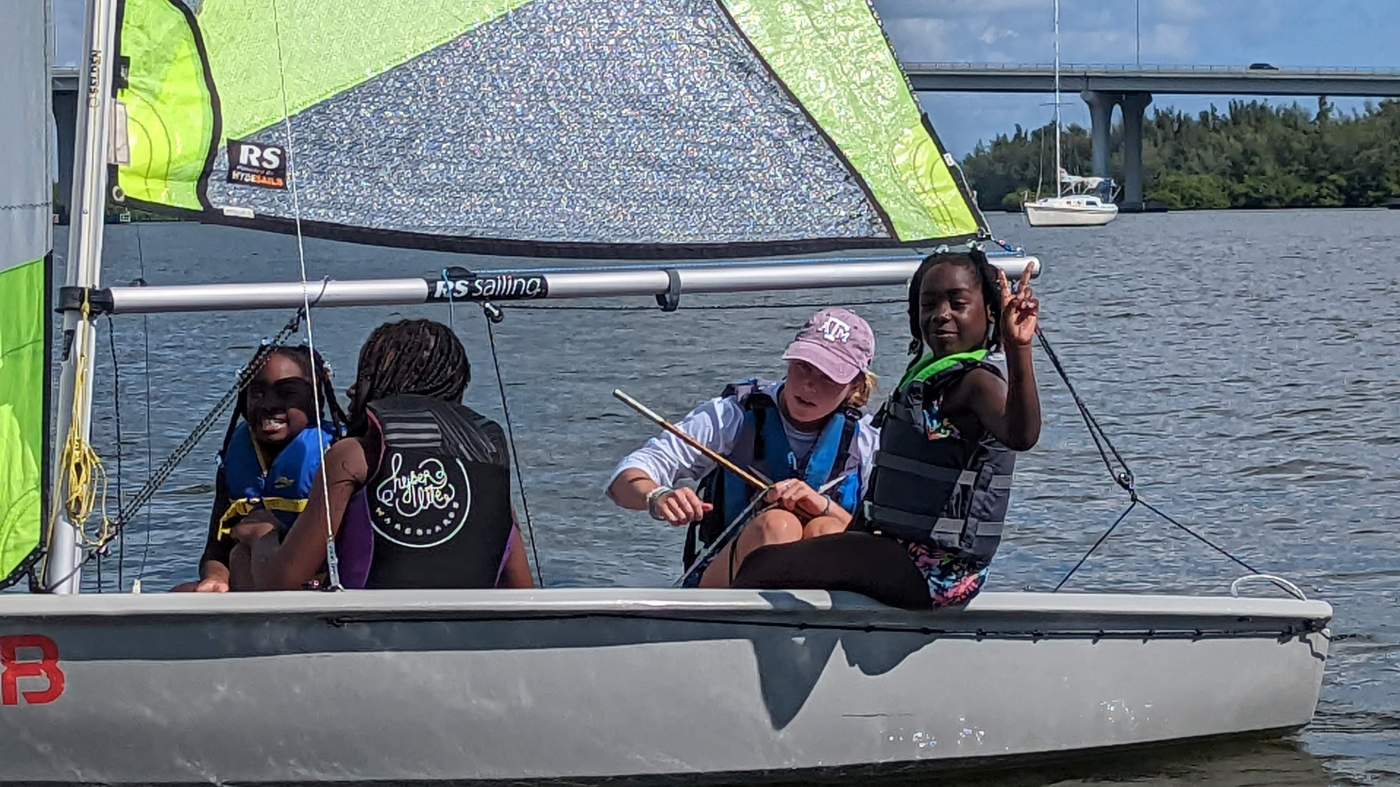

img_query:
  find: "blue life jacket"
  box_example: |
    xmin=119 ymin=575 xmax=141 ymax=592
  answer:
xmin=216 ymin=422 xmax=336 ymax=539
xmin=686 ymin=380 xmax=862 ymax=566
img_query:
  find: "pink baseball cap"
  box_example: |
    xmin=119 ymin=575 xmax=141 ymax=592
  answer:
xmin=782 ymin=308 xmax=875 ymax=384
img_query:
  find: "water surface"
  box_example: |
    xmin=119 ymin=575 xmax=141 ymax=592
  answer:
xmin=52 ymin=209 xmax=1400 ymax=783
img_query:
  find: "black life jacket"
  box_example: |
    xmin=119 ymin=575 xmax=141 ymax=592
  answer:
xmin=685 ymin=380 xmax=861 ymax=566
xmin=856 ymin=350 xmax=1015 ymax=568
xmin=335 ymin=395 xmax=513 ymax=589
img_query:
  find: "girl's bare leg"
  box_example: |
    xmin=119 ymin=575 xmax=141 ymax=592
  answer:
xmin=801 ymin=515 xmax=849 ymax=539
xmin=699 ymin=509 xmax=803 ymax=588
xmin=228 ymin=543 xmax=254 ymax=590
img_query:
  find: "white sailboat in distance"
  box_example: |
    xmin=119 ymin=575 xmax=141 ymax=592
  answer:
xmin=1024 ymin=0 xmax=1120 ymax=228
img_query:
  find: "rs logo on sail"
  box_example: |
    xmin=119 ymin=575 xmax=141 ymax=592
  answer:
xmin=1 ymin=635 xmax=64 ymax=706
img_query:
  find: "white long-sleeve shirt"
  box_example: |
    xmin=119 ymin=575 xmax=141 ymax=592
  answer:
xmin=607 ymin=380 xmax=878 ymax=497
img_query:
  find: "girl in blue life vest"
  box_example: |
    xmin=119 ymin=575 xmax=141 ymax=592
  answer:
xmin=173 ymin=344 xmax=346 ymax=592
xmin=607 ymin=308 xmax=879 ymax=588
xmin=731 ymin=250 xmax=1042 ymax=609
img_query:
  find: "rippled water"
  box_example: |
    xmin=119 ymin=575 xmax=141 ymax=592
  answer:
xmin=44 ymin=209 xmax=1400 ymax=783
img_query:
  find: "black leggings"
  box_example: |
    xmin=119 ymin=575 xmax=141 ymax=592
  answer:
xmin=731 ymin=532 xmax=932 ymax=610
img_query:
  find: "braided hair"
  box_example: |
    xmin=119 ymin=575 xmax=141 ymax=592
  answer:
xmin=348 ymin=319 xmax=470 ymax=435
xmin=220 ymin=343 xmax=347 ymax=451
xmin=904 ymin=247 xmax=1005 ymax=359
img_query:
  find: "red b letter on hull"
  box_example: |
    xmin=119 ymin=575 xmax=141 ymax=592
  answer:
xmin=1 ymin=635 xmax=65 ymax=706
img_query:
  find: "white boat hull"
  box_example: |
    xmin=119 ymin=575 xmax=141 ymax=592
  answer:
xmin=0 ymin=589 xmax=1330 ymax=784
xmin=1025 ymin=200 xmax=1120 ymax=227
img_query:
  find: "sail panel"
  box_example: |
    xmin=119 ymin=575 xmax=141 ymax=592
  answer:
xmin=0 ymin=0 xmax=51 ymax=587
xmin=201 ymin=0 xmax=886 ymax=247
xmin=721 ymin=0 xmax=984 ymax=242
xmin=117 ymin=0 xmax=984 ymax=257
xmin=118 ymin=0 xmax=215 ymax=209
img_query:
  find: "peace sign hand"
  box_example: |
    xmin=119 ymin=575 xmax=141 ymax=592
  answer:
xmin=998 ymin=266 xmax=1040 ymax=348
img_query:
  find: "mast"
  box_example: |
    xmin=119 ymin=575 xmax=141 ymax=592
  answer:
xmin=1053 ymin=0 xmax=1062 ymax=198
xmin=46 ymin=0 xmax=119 ymax=593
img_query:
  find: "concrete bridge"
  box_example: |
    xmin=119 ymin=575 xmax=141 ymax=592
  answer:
xmin=51 ymin=63 xmax=1400 ymax=214
xmin=905 ymin=63 xmax=1400 ymax=210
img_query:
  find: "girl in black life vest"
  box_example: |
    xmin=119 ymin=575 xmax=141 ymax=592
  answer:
xmin=228 ymin=320 xmax=534 ymax=590
xmin=732 ymin=250 xmax=1041 ymax=608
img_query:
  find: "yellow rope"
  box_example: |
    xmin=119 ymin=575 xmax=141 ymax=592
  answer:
xmin=45 ymin=293 xmax=115 ymax=563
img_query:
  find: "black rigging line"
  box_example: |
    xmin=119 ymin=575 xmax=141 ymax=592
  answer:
xmin=135 ymin=224 xmax=155 ymax=586
xmin=42 ymin=309 xmax=307 ymax=591
xmin=441 ymin=275 xmax=545 ymax=587
xmin=1040 ymin=327 xmax=1267 ymax=591
xmin=106 ymin=315 xmax=123 ymax=594
xmin=483 ymin=312 xmax=545 ymax=588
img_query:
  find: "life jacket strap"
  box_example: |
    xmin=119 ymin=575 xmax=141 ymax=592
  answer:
xmin=215 ymin=496 xmax=310 ymax=540
xmin=863 ymin=501 xmax=1004 ymax=543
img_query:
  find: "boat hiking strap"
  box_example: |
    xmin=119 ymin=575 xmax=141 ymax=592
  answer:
xmin=442 ymin=268 xmax=546 ymax=588
xmin=1037 ymin=326 xmax=1273 ymax=592
xmin=41 ymin=307 xmax=308 ymax=592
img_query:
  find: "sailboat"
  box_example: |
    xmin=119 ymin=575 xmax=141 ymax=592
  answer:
xmin=1024 ymin=0 xmax=1120 ymax=228
xmin=0 ymin=1 xmax=1328 ymax=783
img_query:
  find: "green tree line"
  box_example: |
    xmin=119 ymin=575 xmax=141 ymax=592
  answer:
xmin=959 ymin=99 xmax=1400 ymax=210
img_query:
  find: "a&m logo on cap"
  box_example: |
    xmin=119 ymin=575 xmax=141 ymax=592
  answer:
xmin=819 ymin=315 xmax=852 ymax=343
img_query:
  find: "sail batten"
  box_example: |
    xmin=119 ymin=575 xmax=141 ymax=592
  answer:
xmin=116 ymin=0 xmax=988 ymax=257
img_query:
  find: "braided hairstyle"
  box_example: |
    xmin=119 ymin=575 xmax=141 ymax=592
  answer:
xmin=221 ymin=343 xmax=347 ymax=450
xmin=904 ymin=247 xmax=1005 ymax=359
xmin=347 ymin=319 xmax=470 ymax=435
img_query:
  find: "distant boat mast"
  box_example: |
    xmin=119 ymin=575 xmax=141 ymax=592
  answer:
xmin=1053 ymin=0 xmax=1061 ymax=198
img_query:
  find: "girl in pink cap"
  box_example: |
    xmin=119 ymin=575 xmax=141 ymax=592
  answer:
xmin=607 ymin=308 xmax=879 ymax=587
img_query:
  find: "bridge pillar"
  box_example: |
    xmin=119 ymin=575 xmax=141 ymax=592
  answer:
xmin=1119 ymin=92 xmax=1153 ymax=211
xmin=1081 ymin=90 xmax=1117 ymax=182
xmin=52 ymin=91 xmax=78 ymax=221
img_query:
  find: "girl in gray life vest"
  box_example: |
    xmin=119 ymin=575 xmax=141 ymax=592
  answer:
xmin=607 ymin=308 xmax=880 ymax=588
xmin=226 ymin=319 xmax=534 ymax=590
xmin=731 ymin=250 xmax=1041 ymax=609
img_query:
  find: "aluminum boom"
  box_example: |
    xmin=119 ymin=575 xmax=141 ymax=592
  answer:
xmin=74 ymin=255 xmax=1041 ymax=316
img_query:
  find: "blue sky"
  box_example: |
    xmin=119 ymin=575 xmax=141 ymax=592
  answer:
xmin=55 ymin=0 xmax=1400 ymax=156
xmin=878 ymin=0 xmax=1400 ymax=154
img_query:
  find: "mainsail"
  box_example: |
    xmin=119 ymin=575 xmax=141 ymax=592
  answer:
xmin=114 ymin=0 xmax=985 ymax=257
xmin=0 ymin=0 xmax=52 ymax=587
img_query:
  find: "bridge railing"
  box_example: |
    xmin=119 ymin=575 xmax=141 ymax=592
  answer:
xmin=903 ymin=62 xmax=1400 ymax=76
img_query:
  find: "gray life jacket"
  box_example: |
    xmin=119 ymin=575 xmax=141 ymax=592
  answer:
xmin=857 ymin=350 xmax=1015 ymax=568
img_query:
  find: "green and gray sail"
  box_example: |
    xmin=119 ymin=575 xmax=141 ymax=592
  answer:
xmin=0 ymin=0 xmax=52 ymax=588
xmin=116 ymin=0 xmax=985 ymax=256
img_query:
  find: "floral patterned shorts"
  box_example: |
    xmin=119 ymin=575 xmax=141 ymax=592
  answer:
xmin=903 ymin=541 xmax=988 ymax=607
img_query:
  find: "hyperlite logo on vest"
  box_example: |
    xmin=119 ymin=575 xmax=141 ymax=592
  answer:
xmin=371 ymin=453 xmax=473 ymax=549
xmin=226 ymin=140 xmax=287 ymax=189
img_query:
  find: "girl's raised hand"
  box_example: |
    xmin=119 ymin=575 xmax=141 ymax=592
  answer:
xmin=998 ymin=267 xmax=1040 ymax=347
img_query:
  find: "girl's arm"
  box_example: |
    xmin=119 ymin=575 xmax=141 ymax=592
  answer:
xmin=497 ymin=518 xmax=535 ymax=589
xmin=195 ymin=466 xmax=233 ymax=590
xmin=606 ymin=395 xmax=742 ymax=522
xmin=244 ymin=438 xmax=369 ymax=590
xmin=945 ymin=268 xmax=1042 ymax=451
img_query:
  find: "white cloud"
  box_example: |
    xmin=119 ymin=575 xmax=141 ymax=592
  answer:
xmin=978 ymin=26 xmax=1020 ymax=46
xmin=882 ymin=16 xmax=958 ymax=60
xmin=1157 ymin=0 xmax=1208 ymax=23
xmin=1142 ymin=22 xmax=1196 ymax=60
